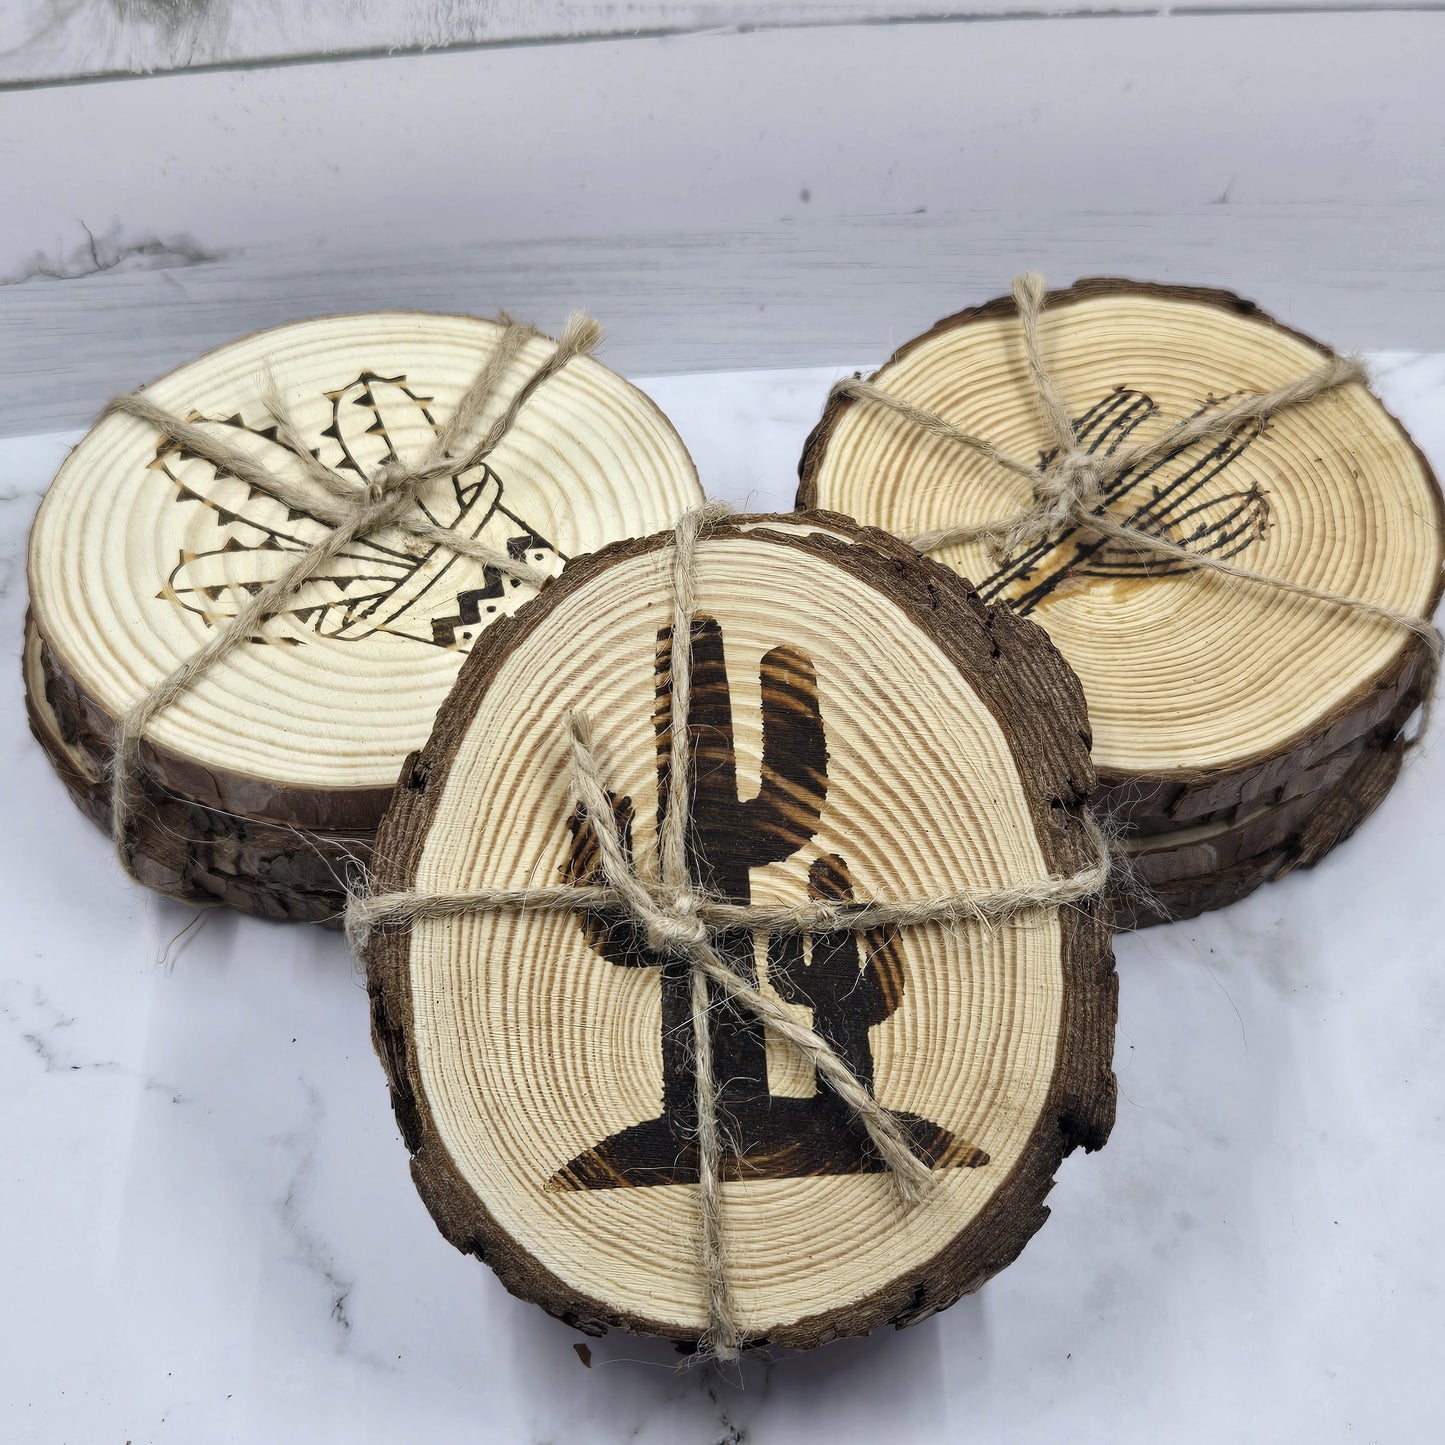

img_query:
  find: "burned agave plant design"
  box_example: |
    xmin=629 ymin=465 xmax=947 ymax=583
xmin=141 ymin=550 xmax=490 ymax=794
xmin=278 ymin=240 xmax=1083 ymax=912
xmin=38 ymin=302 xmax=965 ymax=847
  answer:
xmin=977 ymin=387 xmax=1272 ymax=616
xmin=150 ymin=372 xmax=566 ymax=649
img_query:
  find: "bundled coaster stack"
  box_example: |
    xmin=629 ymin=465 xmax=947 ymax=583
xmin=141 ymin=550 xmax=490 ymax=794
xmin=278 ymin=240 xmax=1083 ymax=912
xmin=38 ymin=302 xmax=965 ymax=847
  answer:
xmin=353 ymin=509 xmax=1116 ymax=1355
xmin=25 ymin=312 xmax=703 ymax=923
xmin=799 ymin=278 xmax=1444 ymax=927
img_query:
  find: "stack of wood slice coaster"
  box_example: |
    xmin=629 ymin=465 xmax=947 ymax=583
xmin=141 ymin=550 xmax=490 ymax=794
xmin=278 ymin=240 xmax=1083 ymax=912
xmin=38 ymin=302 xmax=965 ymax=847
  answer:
xmin=364 ymin=513 xmax=1115 ymax=1350
xmin=25 ymin=313 xmax=703 ymax=924
xmin=798 ymin=279 xmax=1443 ymax=928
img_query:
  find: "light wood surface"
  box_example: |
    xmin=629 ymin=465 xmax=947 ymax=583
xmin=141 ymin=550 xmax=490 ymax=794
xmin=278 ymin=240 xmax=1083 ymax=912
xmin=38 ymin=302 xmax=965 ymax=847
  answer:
xmin=800 ymin=279 xmax=1443 ymax=924
xmin=366 ymin=516 xmax=1115 ymax=1348
xmin=25 ymin=311 xmax=702 ymax=917
xmin=29 ymin=312 xmax=702 ymax=804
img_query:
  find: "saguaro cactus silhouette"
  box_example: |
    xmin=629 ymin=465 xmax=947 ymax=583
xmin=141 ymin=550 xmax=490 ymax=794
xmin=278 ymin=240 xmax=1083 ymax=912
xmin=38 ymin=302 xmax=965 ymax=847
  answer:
xmin=553 ymin=613 xmax=972 ymax=1191
xmin=555 ymin=614 xmax=825 ymax=1188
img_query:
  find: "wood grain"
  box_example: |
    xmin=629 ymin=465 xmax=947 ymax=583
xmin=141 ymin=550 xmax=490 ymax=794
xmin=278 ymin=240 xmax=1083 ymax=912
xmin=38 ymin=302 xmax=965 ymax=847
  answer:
xmin=799 ymin=278 xmax=1443 ymax=924
xmin=364 ymin=513 xmax=1115 ymax=1349
xmin=25 ymin=311 xmax=702 ymax=919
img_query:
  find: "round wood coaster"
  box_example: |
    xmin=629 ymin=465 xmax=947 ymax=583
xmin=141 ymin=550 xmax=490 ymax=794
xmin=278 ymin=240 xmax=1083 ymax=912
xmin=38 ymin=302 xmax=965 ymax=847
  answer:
xmin=799 ymin=279 xmax=1443 ymax=924
xmin=26 ymin=313 xmax=703 ymax=920
xmin=365 ymin=513 xmax=1115 ymax=1350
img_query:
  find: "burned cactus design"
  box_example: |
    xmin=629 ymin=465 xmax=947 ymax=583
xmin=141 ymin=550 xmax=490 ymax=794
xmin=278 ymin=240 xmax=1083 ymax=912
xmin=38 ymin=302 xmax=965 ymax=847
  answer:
xmin=553 ymin=615 xmax=971 ymax=1191
xmin=149 ymin=372 xmax=566 ymax=650
xmin=978 ymin=387 xmax=1271 ymax=616
xmin=654 ymin=618 xmax=828 ymax=1123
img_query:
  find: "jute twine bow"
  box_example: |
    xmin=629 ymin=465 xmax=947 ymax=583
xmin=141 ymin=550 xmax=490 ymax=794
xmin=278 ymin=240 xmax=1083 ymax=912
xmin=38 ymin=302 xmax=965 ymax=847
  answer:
xmin=346 ymin=502 xmax=1112 ymax=1362
xmin=833 ymin=274 xmax=1443 ymax=656
xmin=100 ymin=311 xmax=603 ymax=877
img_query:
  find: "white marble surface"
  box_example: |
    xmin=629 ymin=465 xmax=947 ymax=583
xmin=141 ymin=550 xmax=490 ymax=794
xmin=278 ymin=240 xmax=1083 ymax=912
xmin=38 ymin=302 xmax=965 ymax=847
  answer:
xmin=2 ymin=355 xmax=1444 ymax=1444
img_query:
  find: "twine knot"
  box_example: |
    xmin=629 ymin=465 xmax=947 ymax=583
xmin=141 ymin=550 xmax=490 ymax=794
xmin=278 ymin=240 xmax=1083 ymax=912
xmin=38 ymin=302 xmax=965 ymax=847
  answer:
xmin=1021 ymin=449 xmax=1107 ymax=549
xmin=362 ymin=458 xmax=429 ymax=538
xmin=1043 ymin=450 xmax=1105 ymax=513
xmin=366 ymin=458 xmax=416 ymax=506
xmin=642 ymin=887 xmax=708 ymax=956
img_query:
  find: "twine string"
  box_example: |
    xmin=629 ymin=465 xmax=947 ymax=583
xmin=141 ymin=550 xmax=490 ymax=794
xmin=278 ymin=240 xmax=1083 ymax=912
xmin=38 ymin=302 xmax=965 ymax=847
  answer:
xmin=656 ymin=501 xmax=735 ymax=1355
xmin=832 ymin=274 xmax=1442 ymax=655
xmin=347 ymin=504 xmax=1112 ymax=1362
xmin=101 ymin=312 xmax=603 ymax=875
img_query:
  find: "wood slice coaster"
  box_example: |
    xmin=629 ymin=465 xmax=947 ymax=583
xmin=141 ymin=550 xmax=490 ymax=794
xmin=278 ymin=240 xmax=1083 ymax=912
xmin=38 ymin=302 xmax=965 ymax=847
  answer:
xmin=798 ymin=279 xmax=1443 ymax=926
xmin=365 ymin=514 xmax=1115 ymax=1350
xmin=25 ymin=313 xmax=703 ymax=922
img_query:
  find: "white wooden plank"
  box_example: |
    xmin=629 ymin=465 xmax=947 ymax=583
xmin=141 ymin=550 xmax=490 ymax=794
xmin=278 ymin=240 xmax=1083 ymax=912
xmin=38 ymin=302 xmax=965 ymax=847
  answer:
xmin=1 ymin=11 xmax=1443 ymax=434
xmin=1 ymin=0 xmax=1429 ymax=87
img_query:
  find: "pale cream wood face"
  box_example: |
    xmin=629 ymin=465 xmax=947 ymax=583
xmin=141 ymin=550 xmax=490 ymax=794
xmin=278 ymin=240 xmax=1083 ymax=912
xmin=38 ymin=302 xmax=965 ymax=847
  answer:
xmin=28 ymin=313 xmax=701 ymax=792
xmin=406 ymin=537 xmax=1067 ymax=1338
xmin=810 ymin=294 xmax=1442 ymax=775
